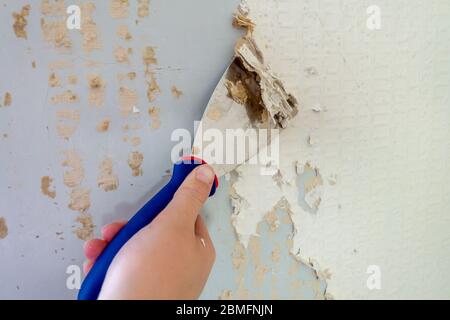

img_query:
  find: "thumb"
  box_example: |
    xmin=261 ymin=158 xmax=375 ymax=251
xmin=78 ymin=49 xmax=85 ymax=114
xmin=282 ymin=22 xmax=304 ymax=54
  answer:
xmin=164 ymin=165 xmax=216 ymax=225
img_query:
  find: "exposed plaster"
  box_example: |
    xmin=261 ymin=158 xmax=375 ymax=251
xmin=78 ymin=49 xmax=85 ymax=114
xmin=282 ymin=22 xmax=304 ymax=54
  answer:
xmin=97 ymin=158 xmax=119 ymax=192
xmin=74 ymin=214 xmax=94 ymax=241
xmin=0 ymin=217 xmax=8 ymax=239
xmin=12 ymin=5 xmax=30 ymax=39
xmin=128 ymin=151 xmax=144 ymax=177
xmin=3 ymin=92 xmax=12 ymax=107
xmin=171 ymin=86 xmax=183 ymax=99
xmin=41 ymin=176 xmax=56 ymax=199
xmin=137 ymin=0 xmax=150 ymax=18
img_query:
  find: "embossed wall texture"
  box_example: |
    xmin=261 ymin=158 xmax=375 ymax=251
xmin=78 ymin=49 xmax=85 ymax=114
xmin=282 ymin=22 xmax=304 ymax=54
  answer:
xmin=231 ymin=0 xmax=450 ymax=299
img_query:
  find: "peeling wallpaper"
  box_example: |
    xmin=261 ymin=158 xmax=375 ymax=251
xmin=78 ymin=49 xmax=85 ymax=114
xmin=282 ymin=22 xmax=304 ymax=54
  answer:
xmin=231 ymin=0 xmax=450 ymax=299
xmin=0 ymin=0 xmax=448 ymax=300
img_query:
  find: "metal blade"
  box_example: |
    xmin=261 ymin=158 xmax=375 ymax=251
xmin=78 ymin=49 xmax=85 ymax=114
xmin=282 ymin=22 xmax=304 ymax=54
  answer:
xmin=192 ymin=37 xmax=299 ymax=178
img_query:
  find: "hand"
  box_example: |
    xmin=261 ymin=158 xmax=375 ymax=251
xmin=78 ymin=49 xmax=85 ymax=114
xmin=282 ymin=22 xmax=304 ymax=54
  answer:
xmin=83 ymin=165 xmax=217 ymax=300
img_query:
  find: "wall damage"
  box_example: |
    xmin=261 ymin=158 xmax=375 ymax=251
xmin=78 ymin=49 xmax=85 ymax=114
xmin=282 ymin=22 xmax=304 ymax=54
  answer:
xmin=229 ymin=0 xmax=450 ymax=299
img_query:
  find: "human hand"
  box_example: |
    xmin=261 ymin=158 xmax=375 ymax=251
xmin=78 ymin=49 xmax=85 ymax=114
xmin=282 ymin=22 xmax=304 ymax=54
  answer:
xmin=83 ymin=165 xmax=217 ymax=300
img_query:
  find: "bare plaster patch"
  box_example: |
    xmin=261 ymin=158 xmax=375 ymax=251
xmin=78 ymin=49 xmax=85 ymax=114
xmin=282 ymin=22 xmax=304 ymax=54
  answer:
xmin=74 ymin=214 xmax=94 ymax=241
xmin=49 ymin=72 xmax=62 ymax=87
xmin=119 ymin=87 xmax=138 ymax=117
xmin=142 ymin=47 xmax=160 ymax=102
xmin=61 ymin=150 xmax=84 ymax=188
xmin=3 ymin=92 xmax=12 ymax=107
xmin=40 ymin=18 xmax=72 ymax=49
xmin=12 ymin=5 xmax=30 ymax=39
xmin=80 ymin=2 xmax=101 ymax=53
xmin=137 ymin=0 xmax=150 ymax=18
xmin=148 ymin=107 xmax=161 ymax=130
xmin=97 ymin=158 xmax=119 ymax=192
xmin=51 ymin=90 xmax=78 ymax=104
xmin=128 ymin=151 xmax=144 ymax=177
xmin=69 ymin=188 xmax=91 ymax=213
xmin=57 ymin=124 xmax=77 ymax=140
xmin=56 ymin=109 xmax=80 ymax=121
xmin=109 ymin=0 xmax=129 ymax=19
xmin=116 ymin=25 xmax=132 ymax=41
xmin=114 ymin=46 xmax=130 ymax=64
xmin=41 ymin=176 xmax=56 ymax=199
xmin=96 ymin=118 xmax=111 ymax=132
xmin=41 ymin=0 xmax=65 ymax=16
xmin=88 ymin=74 xmax=106 ymax=107
xmin=171 ymin=86 xmax=183 ymax=99
xmin=0 ymin=217 xmax=8 ymax=239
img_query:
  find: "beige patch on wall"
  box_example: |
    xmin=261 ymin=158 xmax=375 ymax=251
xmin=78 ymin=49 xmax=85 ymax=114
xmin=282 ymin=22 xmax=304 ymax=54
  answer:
xmin=49 ymin=72 xmax=62 ymax=87
xmin=128 ymin=151 xmax=144 ymax=177
xmin=41 ymin=0 xmax=66 ymax=16
xmin=12 ymin=4 xmax=30 ymax=39
xmin=88 ymin=74 xmax=106 ymax=107
xmin=119 ymin=87 xmax=138 ymax=117
xmin=127 ymin=72 xmax=137 ymax=80
xmin=61 ymin=150 xmax=85 ymax=188
xmin=0 ymin=217 xmax=8 ymax=239
xmin=114 ymin=46 xmax=130 ymax=64
xmin=137 ymin=0 xmax=150 ymax=18
xmin=171 ymin=86 xmax=183 ymax=99
xmin=96 ymin=118 xmax=111 ymax=132
xmin=97 ymin=158 xmax=119 ymax=192
xmin=74 ymin=214 xmax=94 ymax=241
xmin=148 ymin=107 xmax=161 ymax=129
xmin=3 ymin=92 xmax=12 ymax=107
xmin=48 ymin=60 xmax=73 ymax=70
xmin=142 ymin=47 xmax=160 ymax=102
xmin=51 ymin=90 xmax=78 ymax=104
xmin=40 ymin=19 xmax=72 ymax=50
xmin=116 ymin=25 xmax=132 ymax=41
xmin=57 ymin=125 xmax=78 ymax=140
xmin=130 ymin=137 xmax=141 ymax=147
xmin=41 ymin=0 xmax=72 ymax=50
xmin=56 ymin=109 xmax=80 ymax=121
xmin=41 ymin=176 xmax=56 ymax=199
xmin=67 ymin=75 xmax=78 ymax=85
xmin=123 ymin=136 xmax=141 ymax=147
xmin=80 ymin=2 xmax=101 ymax=53
xmin=69 ymin=188 xmax=91 ymax=213
xmin=109 ymin=0 xmax=129 ymax=19
xmin=117 ymin=72 xmax=136 ymax=82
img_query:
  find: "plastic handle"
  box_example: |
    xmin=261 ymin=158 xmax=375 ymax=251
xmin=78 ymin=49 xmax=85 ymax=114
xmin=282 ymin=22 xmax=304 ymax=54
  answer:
xmin=77 ymin=157 xmax=218 ymax=300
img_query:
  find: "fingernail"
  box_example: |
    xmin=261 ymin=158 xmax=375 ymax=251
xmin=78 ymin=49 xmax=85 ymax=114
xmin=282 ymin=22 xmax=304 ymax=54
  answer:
xmin=196 ymin=165 xmax=215 ymax=185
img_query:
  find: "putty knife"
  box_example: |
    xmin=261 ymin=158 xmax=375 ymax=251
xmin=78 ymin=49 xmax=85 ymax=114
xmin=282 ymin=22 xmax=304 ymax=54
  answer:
xmin=78 ymin=37 xmax=298 ymax=300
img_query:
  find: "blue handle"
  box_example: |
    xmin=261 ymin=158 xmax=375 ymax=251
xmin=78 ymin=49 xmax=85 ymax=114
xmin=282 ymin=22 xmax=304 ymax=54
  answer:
xmin=77 ymin=157 xmax=218 ymax=300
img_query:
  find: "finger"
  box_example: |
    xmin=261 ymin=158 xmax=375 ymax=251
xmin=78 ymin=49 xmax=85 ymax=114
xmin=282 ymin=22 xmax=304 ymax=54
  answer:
xmin=195 ymin=215 xmax=216 ymax=262
xmin=101 ymin=220 xmax=127 ymax=242
xmin=194 ymin=215 xmax=212 ymax=242
xmin=164 ymin=165 xmax=215 ymax=225
xmin=83 ymin=260 xmax=94 ymax=275
xmin=83 ymin=239 xmax=108 ymax=260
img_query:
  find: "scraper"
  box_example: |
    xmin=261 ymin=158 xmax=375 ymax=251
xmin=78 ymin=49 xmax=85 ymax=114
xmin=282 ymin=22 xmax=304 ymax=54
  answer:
xmin=78 ymin=37 xmax=298 ymax=300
